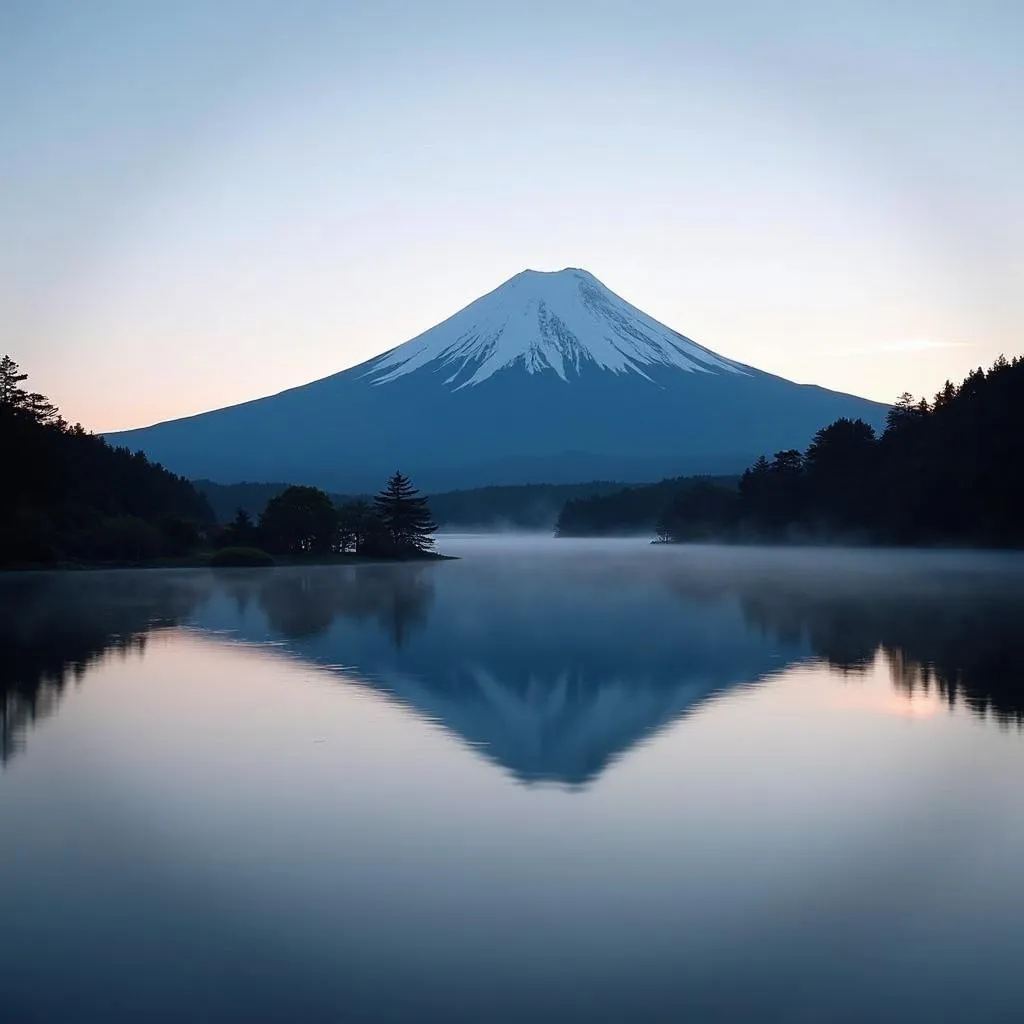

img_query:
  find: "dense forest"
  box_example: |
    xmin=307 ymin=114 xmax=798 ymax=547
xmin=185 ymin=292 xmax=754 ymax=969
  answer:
xmin=0 ymin=356 xmax=214 ymax=566
xmin=559 ymin=357 xmax=1023 ymax=549
xmin=1 ymin=356 xmax=439 ymax=567
xmin=555 ymin=476 xmax=738 ymax=536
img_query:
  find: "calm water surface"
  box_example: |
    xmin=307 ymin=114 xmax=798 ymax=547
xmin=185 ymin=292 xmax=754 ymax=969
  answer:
xmin=3 ymin=538 xmax=1024 ymax=1023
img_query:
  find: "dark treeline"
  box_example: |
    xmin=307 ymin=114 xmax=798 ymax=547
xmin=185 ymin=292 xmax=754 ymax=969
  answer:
xmin=198 ymin=478 xmax=626 ymax=531
xmin=214 ymin=471 xmax=438 ymax=563
xmin=428 ymin=481 xmax=626 ymax=530
xmin=1 ymin=356 xmax=214 ymax=566
xmin=2 ymin=356 xmax=440 ymax=567
xmin=613 ymin=356 xmax=1022 ymax=548
xmin=194 ymin=480 xmax=335 ymax=524
xmin=556 ymin=476 xmax=738 ymax=537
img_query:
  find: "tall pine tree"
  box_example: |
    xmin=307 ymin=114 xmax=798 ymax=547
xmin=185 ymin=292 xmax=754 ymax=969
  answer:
xmin=0 ymin=355 xmax=29 ymax=410
xmin=372 ymin=471 xmax=437 ymax=553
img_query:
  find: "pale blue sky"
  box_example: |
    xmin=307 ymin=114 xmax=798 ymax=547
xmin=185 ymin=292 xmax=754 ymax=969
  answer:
xmin=2 ymin=0 xmax=1021 ymax=430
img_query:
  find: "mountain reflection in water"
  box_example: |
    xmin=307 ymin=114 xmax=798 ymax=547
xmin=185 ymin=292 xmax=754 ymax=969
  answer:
xmin=2 ymin=543 xmax=1023 ymax=779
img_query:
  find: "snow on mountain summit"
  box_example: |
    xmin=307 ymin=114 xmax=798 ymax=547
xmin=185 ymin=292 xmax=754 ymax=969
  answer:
xmin=106 ymin=263 xmax=890 ymax=491
xmin=365 ymin=268 xmax=750 ymax=389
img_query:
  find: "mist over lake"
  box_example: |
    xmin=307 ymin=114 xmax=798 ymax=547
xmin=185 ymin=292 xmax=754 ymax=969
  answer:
xmin=3 ymin=537 xmax=1024 ymax=1022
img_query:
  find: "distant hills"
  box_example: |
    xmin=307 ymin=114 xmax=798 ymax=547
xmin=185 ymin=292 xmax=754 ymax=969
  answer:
xmin=108 ymin=268 xmax=889 ymax=491
xmin=195 ymin=475 xmax=724 ymax=533
xmin=555 ymin=476 xmax=738 ymax=536
xmin=196 ymin=477 xmax=633 ymax=530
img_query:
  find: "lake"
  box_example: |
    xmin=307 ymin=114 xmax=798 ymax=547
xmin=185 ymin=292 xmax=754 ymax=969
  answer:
xmin=3 ymin=537 xmax=1024 ymax=1023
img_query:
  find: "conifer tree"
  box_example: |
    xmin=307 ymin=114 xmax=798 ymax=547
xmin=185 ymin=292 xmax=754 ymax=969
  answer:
xmin=372 ymin=471 xmax=437 ymax=553
xmin=222 ymin=508 xmax=256 ymax=547
xmin=0 ymin=355 xmax=29 ymax=410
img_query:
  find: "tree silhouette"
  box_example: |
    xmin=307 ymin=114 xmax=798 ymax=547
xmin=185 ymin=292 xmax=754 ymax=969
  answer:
xmin=337 ymin=499 xmax=375 ymax=554
xmin=651 ymin=355 xmax=1024 ymax=547
xmin=1 ymin=354 xmax=212 ymax=565
xmin=220 ymin=508 xmax=257 ymax=548
xmin=804 ymin=418 xmax=877 ymax=529
xmin=656 ymin=481 xmax=739 ymax=542
xmin=259 ymin=486 xmax=338 ymax=555
xmin=372 ymin=471 xmax=437 ymax=554
xmin=0 ymin=355 xmax=29 ymax=410
xmin=556 ymin=476 xmax=736 ymax=537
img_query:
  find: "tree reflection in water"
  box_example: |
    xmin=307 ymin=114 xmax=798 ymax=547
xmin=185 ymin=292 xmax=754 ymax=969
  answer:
xmin=254 ymin=565 xmax=435 ymax=647
xmin=2 ymin=554 xmax=1022 ymax=776
xmin=0 ymin=571 xmax=210 ymax=766
xmin=734 ymin=575 xmax=1024 ymax=727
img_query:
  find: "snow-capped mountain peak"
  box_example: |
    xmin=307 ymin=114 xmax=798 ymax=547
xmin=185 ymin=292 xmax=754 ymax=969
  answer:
xmin=364 ymin=267 xmax=751 ymax=389
xmin=105 ymin=265 xmax=890 ymax=492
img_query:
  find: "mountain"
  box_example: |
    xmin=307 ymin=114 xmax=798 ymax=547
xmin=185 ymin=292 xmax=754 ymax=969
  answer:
xmin=107 ymin=268 xmax=890 ymax=491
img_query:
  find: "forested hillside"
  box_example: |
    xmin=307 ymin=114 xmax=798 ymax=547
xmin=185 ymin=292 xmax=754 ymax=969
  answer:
xmin=654 ymin=356 xmax=1024 ymax=547
xmin=1 ymin=356 xmax=213 ymax=565
xmin=555 ymin=357 xmax=1023 ymax=548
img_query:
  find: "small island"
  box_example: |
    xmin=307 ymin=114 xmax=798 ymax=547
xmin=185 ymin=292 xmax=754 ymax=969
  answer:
xmin=211 ymin=472 xmax=446 ymax=567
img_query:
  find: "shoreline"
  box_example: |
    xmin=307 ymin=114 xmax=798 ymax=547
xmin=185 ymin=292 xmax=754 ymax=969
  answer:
xmin=0 ymin=551 xmax=457 ymax=573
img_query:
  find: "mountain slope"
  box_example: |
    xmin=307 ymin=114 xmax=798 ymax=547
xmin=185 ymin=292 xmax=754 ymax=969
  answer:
xmin=108 ymin=268 xmax=889 ymax=491
xmin=367 ymin=267 xmax=747 ymax=386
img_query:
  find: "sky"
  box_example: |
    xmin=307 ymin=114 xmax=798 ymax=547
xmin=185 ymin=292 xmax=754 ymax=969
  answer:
xmin=2 ymin=0 xmax=1021 ymax=431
